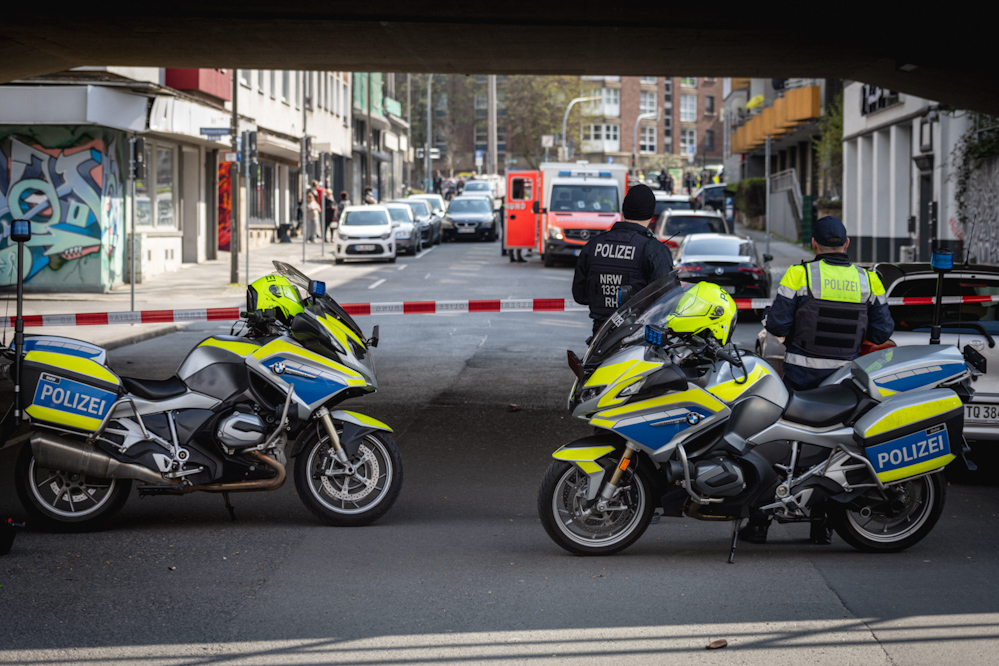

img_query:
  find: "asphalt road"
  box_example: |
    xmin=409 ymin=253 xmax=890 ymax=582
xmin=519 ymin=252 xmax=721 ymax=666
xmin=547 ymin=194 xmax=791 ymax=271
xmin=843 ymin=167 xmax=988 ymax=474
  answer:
xmin=1 ymin=239 xmax=998 ymax=665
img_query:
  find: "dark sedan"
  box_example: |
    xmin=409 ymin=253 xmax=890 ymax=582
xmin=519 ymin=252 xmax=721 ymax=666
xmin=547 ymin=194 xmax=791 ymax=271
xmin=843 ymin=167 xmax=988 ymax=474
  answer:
xmin=675 ymin=233 xmax=772 ymax=301
xmin=441 ymin=196 xmax=498 ymax=242
xmin=393 ymin=198 xmax=440 ymax=246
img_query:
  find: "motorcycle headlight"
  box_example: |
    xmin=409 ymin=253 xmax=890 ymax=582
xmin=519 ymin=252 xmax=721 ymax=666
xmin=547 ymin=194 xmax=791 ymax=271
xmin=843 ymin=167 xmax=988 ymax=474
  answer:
xmin=618 ymin=378 xmax=646 ymax=397
xmin=578 ymin=385 xmax=605 ymax=403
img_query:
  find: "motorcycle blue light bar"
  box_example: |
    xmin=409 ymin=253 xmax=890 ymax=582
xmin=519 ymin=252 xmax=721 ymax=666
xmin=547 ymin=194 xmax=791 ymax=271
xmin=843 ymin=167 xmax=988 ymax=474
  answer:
xmin=645 ymin=325 xmax=664 ymax=346
xmin=309 ymin=280 xmax=326 ymax=297
xmin=931 ymin=249 xmax=953 ymax=271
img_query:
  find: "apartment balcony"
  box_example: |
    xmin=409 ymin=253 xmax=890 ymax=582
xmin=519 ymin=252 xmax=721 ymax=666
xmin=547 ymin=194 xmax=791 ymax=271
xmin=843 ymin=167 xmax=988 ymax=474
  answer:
xmin=729 ymin=85 xmax=821 ymax=154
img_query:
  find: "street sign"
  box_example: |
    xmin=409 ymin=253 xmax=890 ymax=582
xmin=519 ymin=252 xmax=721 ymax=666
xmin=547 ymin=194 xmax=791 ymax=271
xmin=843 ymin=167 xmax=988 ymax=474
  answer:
xmin=200 ymin=127 xmax=230 ymax=137
xmin=541 ymin=135 xmax=554 ymax=148
xmin=222 ymin=152 xmax=239 ymax=162
xmin=475 ymin=150 xmax=483 ymax=168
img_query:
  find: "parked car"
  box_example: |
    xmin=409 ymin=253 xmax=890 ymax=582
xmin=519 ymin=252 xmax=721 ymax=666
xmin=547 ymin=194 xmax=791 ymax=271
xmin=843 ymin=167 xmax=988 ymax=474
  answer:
xmin=407 ymin=194 xmax=445 ymax=245
xmin=654 ymin=209 xmax=728 ymax=257
xmin=441 ymin=195 xmax=499 ymax=242
xmin=675 ymin=233 xmax=772 ymax=301
xmin=653 ymin=191 xmax=693 ymax=220
xmin=393 ymin=198 xmax=438 ymax=247
xmin=383 ymin=203 xmax=421 ymax=255
xmin=333 ymin=205 xmax=397 ymax=264
xmin=691 ymin=183 xmax=728 ymax=213
xmin=755 ymin=262 xmax=999 ymax=443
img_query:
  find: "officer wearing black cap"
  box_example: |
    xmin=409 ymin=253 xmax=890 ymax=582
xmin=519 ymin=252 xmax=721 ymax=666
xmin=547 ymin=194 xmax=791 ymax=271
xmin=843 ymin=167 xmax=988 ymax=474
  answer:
xmin=744 ymin=215 xmax=893 ymax=546
xmin=572 ymin=184 xmax=674 ymax=336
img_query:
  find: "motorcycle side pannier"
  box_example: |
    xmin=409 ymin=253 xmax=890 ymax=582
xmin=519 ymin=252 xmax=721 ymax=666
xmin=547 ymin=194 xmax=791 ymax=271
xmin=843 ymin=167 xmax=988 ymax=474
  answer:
xmin=853 ymin=388 xmax=962 ymax=483
xmin=21 ymin=350 xmax=122 ymax=433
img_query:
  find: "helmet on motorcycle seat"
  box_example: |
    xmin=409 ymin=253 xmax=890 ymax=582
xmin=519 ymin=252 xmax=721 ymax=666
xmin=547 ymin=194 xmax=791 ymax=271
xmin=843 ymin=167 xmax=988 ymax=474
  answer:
xmin=664 ymin=281 xmax=737 ymax=345
xmin=247 ymin=275 xmax=305 ymax=325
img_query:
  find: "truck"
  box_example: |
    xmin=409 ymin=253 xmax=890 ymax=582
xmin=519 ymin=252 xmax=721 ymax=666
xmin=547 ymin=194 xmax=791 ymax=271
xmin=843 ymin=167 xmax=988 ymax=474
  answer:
xmin=505 ymin=162 xmax=629 ymax=267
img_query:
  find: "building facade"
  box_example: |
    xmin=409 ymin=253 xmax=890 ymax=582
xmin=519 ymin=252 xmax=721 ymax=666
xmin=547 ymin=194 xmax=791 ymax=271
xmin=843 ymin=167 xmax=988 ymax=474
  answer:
xmin=0 ymin=66 xmax=353 ymax=292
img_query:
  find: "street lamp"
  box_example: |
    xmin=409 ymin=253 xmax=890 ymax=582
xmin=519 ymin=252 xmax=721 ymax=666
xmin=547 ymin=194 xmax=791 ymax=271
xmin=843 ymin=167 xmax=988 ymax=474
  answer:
xmin=425 ymin=74 xmax=433 ymax=192
xmin=561 ymin=95 xmax=600 ymax=162
xmin=631 ymin=111 xmax=657 ymax=177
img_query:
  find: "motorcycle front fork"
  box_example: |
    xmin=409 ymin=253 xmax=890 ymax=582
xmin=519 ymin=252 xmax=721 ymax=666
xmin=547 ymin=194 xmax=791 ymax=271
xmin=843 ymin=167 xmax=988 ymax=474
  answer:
xmin=316 ymin=408 xmax=350 ymax=466
xmin=596 ymin=446 xmax=637 ymax=506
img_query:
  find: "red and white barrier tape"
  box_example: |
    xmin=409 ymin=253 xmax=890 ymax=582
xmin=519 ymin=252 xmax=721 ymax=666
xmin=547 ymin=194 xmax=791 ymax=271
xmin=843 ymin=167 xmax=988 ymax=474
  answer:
xmin=7 ymin=294 xmax=998 ymax=328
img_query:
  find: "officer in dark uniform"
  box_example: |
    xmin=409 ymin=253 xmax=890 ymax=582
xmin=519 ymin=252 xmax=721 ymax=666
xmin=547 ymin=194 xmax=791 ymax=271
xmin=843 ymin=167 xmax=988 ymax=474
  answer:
xmin=572 ymin=184 xmax=674 ymax=336
xmin=742 ymin=215 xmax=894 ymax=546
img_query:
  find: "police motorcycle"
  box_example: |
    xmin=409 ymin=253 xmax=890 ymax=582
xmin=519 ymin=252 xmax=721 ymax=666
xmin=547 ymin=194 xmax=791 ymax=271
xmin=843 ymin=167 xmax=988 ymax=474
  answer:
xmin=538 ymin=276 xmax=979 ymax=559
xmin=2 ymin=261 xmax=402 ymax=531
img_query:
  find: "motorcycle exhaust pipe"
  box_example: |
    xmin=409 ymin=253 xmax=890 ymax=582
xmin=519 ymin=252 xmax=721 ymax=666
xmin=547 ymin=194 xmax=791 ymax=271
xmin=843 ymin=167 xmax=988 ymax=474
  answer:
xmin=184 ymin=451 xmax=286 ymax=494
xmin=30 ymin=432 xmax=173 ymax=486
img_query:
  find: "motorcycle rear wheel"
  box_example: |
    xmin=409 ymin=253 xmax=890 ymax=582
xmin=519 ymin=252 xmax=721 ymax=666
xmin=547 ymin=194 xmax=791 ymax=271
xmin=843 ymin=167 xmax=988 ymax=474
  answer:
xmin=538 ymin=460 xmax=654 ymax=556
xmin=832 ymin=472 xmax=945 ymax=553
xmin=295 ymin=431 xmax=403 ymax=526
xmin=14 ymin=442 xmax=131 ymax=532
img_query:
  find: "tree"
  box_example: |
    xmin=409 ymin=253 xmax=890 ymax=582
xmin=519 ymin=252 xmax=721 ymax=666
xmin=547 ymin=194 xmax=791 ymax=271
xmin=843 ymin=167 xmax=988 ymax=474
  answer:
xmin=813 ymin=92 xmax=843 ymax=199
xmin=505 ymin=75 xmax=585 ymax=168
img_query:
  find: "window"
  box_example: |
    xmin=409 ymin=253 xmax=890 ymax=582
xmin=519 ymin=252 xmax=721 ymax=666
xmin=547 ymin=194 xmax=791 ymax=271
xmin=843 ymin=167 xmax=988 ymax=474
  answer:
xmin=640 ymin=90 xmax=657 ymax=115
xmin=680 ymin=129 xmax=696 ymax=156
xmin=605 ymin=124 xmax=619 ymax=141
xmin=640 ymin=76 xmax=657 ymax=85
xmin=584 ymin=124 xmax=603 ymax=141
xmin=239 ymin=70 xmax=251 ymax=88
xmin=342 ymin=81 xmax=349 ymax=119
xmin=664 ymin=79 xmax=672 ymax=104
xmin=257 ymin=70 xmax=265 ymax=93
xmin=510 ymin=177 xmax=533 ymax=201
xmin=680 ymin=77 xmax=697 ymax=88
xmin=135 ymin=142 xmax=177 ymax=229
xmin=640 ymin=126 xmax=656 ymax=153
xmin=282 ymin=71 xmax=290 ymax=103
xmin=475 ymin=92 xmax=487 ymax=111
xmin=705 ymin=96 xmax=715 ymax=114
xmin=249 ymin=162 xmax=275 ymax=222
xmin=328 ymin=74 xmax=334 ymax=111
xmin=587 ymin=88 xmax=620 ymax=117
xmin=705 ymin=130 xmax=715 ymax=149
xmin=680 ymin=94 xmax=697 ymax=122
xmin=270 ymin=71 xmax=276 ymax=99
xmin=550 ymin=184 xmax=619 ymax=212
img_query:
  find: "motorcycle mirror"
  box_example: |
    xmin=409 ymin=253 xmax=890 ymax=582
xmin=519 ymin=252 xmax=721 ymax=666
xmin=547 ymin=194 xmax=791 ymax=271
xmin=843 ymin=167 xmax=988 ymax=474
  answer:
xmin=567 ymin=350 xmax=582 ymax=379
xmin=368 ymin=325 xmax=380 ymax=348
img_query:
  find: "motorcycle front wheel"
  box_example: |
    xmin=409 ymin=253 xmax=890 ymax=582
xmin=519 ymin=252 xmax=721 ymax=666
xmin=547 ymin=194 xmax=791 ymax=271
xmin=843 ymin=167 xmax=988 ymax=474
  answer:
xmin=538 ymin=460 xmax=654 ymax=556
xmin=294 ymin=430 xmax=403 ymax=526
xmin=832 ymin=472 xmax=946 ymax=553
xmin=14 ymin=442 xmax=131 ymax=532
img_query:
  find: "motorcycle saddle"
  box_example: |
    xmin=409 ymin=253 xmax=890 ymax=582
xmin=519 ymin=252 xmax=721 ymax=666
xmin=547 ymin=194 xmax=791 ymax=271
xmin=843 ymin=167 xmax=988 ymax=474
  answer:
xmin=121 ymin=375 xmax=188 ymax=401
xmin=782 ymin=384 xmax=859 ymax=428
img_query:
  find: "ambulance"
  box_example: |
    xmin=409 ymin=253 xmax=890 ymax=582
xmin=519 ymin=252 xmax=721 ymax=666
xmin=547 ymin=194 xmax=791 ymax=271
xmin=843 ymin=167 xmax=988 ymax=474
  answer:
xmin=505 ymin=162 xmax=628 ymax=267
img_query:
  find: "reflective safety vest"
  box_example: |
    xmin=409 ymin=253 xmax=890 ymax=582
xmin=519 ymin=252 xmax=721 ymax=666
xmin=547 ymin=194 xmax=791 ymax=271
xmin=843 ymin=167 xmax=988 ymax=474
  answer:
xmin=584 ymin=227 xmax=655 ymax=319
xmin=792 ymin=260 xmax=871 ymax=361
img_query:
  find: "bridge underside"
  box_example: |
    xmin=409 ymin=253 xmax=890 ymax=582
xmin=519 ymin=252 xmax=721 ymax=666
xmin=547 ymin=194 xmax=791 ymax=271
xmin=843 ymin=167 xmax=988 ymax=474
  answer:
xmin=1 ymin=6 xmax=991 ymax=114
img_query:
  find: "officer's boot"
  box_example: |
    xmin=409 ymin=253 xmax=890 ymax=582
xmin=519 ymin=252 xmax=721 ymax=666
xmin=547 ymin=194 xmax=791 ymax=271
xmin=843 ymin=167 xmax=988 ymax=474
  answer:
xmin=738 ymin=511 xmax=771 ymax=544
xmin=809 ymin=507 xmax=834 ymax=545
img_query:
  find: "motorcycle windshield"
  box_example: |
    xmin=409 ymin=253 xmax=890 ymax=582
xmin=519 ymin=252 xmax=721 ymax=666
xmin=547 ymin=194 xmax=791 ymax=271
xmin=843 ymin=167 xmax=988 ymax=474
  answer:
xmin=583 ymin=273 xmax=687 ymax=365
xmin=271 ymin=260 xmax=366 ymax=343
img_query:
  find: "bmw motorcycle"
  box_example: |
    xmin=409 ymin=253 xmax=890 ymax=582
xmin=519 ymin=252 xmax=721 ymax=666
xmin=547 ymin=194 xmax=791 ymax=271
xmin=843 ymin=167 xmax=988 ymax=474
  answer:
xmin=538 ymin=276 xmax=980 ymax=559
xmin=2 ymin=261 xmax=402 ymax=531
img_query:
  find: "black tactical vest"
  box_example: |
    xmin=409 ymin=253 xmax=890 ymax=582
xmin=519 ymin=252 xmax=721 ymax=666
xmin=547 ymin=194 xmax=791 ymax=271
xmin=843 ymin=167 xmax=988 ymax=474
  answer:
xmin=585 ymin=227 xmax=653 ymax=319
xmin=793 ymin=260 xmax=870 ymax=360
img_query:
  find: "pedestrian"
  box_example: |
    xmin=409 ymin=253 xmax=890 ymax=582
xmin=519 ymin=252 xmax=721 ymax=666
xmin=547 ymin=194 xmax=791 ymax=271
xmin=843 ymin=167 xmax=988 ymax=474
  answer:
xmin=657 ymin=170 xmax=667 ymax=191
xmin=742 ymin=215 xmax=894 ymax=546
xmin=336 ymin=190 xmax=351 ymax=219
xmin=323 ymin=190 xmax=337 ymax=241
xmin=303 ymin=191 xmax=321 ymax=242
xmin=665 ymin=172 xmax=674 ymax=194
xmin=572 ymin=184 xmax=674 ymax=338
xmin=363 ymin=186 xmax=376 ymax=205
xmin=433 ymin=170 xmax=442 ymax=195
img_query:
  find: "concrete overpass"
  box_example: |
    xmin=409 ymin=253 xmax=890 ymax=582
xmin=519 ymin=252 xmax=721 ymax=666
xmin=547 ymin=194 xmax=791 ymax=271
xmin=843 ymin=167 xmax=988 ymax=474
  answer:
xmin=1 ymin=5 xmax=991 ymax=114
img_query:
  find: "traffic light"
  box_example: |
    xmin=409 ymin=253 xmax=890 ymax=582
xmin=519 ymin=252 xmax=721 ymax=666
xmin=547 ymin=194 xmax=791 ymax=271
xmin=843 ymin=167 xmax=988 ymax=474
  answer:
xmin=132 ymin=137 xmax=145 ymax=180
xmin=247 ymin=131 xmax=258 ymax=162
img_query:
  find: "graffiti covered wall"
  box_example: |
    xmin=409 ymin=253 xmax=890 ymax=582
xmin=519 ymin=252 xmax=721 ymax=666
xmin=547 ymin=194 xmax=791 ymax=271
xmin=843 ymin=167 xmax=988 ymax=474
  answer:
xmin=0 ymin=126 xmax=126 ymax=291
xmin=962 ymin=156 xmax=999 ymax=266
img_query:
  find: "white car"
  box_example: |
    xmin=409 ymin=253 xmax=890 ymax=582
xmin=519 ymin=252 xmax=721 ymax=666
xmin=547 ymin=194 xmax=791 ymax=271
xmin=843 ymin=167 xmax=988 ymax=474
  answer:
xmin=333 ymin=205 xmax=397 ymax=264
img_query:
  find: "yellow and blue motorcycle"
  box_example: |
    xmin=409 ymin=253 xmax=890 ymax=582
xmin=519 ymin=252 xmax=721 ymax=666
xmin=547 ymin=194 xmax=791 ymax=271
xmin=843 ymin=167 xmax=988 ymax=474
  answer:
xmin=539 ymin=278 xmax=978 ymax=559
xmin=3 ymin=261 xmax=401 ymax=530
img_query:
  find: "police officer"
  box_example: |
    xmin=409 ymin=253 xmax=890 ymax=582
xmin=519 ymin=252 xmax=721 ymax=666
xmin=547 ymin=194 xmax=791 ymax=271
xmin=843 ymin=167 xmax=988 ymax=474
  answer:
xmin=743 ymin=215 xmax=893 ymax=545
xmin=572 ymin=184 xmax=674 ymax=336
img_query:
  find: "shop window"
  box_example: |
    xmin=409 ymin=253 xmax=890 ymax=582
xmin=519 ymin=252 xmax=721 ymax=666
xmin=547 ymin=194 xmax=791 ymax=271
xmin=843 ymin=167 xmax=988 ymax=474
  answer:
xmin=135 ymin=142 xmax=177 ymax=229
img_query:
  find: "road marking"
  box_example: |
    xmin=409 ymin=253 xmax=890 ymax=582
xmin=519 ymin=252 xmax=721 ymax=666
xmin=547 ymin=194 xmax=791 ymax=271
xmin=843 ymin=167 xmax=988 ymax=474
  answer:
xmin=369 ymin=279 xmax=386 ymax=290
xmin=397 ymin=265 xmax=408 ymax=271
xmin=424 ymin=273 xmax=431 ymax=280
xmin=420 ymin=246 xmax=435 ymax=257
xmin=478 ymin=335 xmax=488 ymax=348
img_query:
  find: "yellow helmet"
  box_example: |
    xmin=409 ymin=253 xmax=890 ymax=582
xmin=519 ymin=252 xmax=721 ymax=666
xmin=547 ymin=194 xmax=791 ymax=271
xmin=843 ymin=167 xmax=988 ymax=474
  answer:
xmin=247 ymin=275 xmax=305 ymax=325
xmin=664 ymin=281 xmax=737 ymax=345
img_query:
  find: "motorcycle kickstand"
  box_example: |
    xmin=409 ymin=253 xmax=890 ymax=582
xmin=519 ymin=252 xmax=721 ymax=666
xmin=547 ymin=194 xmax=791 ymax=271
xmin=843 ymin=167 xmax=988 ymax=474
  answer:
xmin=223 ymin=492 xmax=236 ymax=522
xmin=727 ymin=518 xmax=743 ymax=564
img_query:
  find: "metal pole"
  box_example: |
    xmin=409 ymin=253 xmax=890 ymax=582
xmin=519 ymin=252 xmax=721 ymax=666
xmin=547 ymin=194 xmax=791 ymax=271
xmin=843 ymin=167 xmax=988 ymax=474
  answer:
xmin=129 ymin=135 xmax=136 ymax=311
xmin=320 ymin=155 xmax=326 ymax=255
xmin=765 ymin=135 xmax=771 ymax=257
xmin=632 ymin=111 xmax=656 ymax=177
xmin=302 ymin=71 xmax=308 ymax=263
xmin=230 ymin=69 xmax=240 ymax=284
xmin=407 ymin=73 xmax=412 ymax=192
xmin=426 ymin=74 xmax=433 ymax=192
xmin=562 ymin=96 xmax=600 ymax=162
xmin=487 ymin=74 xmax=497 ymax=174
xmin=14 ymin=236 xmax=24 ymax=419
xmin=245 ymin=160 xmax=250 ymax=285
xmin=366 ymin=72 xmax=373 ymax=197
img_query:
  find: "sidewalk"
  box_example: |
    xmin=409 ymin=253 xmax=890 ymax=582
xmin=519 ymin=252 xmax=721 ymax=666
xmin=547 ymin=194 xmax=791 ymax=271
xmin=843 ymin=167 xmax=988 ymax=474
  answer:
xmin=1 ymin=240 xmax=365 ymax=350
xmin=735 ymin=221 xmax=813 ymax=275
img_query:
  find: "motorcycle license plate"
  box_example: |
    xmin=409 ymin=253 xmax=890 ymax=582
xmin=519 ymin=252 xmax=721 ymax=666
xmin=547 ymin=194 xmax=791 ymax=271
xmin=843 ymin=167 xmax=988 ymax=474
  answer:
xmin=354 ymin=244 xmax=376 ymax=251
xmin=965 ymin=403 xmax=999 ymax=423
